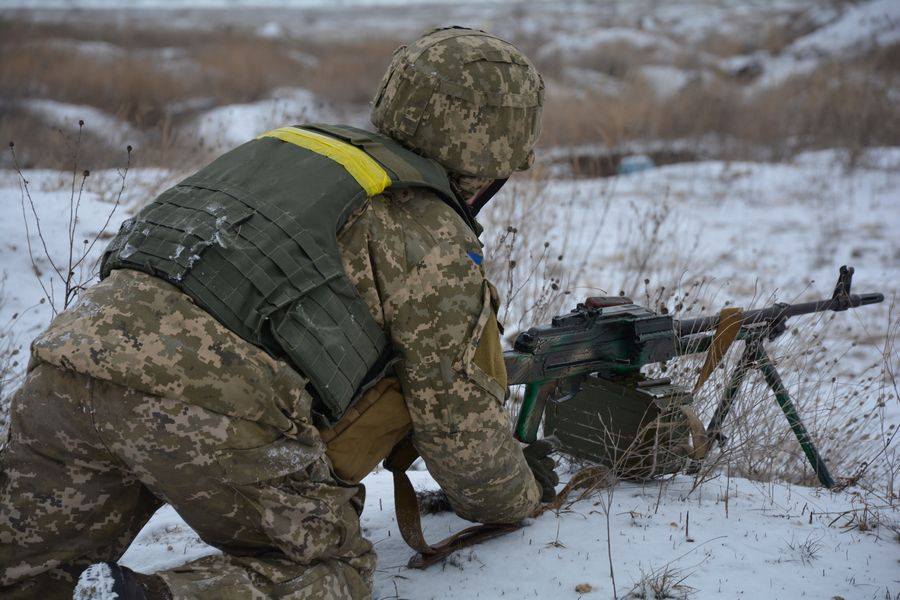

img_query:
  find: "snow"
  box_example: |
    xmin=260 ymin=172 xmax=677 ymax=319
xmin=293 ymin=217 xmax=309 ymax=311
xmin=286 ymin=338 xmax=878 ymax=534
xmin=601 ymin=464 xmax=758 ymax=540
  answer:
xmin=117 ymin=469 xmax=899 ymax=599
xmin=1 ymin=0 xmax=899 ymax=593
xmin=119 ymin=505 xmax=219 ymax=573
xmin=637 ymin=65 xmax=693 ymax=99
xmin=559 ymin=67 xmax=627 ymax=97
xmin=719 ymin=0 xmax=900 ymax=90
xmin=73 ymin=563 xmax=120 ymax=600
xmin=7 ymin=0 xmax=895 ymax=103
xmin=538 ymin=27 xmax=681 ymax=62
xmin=788 ymin=0 xmax=900 ymax=59
xmin=0 ymin=167 xmax=175 ymax=382
xmin=187 ymin=88 xmax=336 ymax=152
xmin=2 ymin=149 xmax=897 ymax=598
xmin=41 ymin=38 xmax=125 ymax=60
xmin=255 ymin=20 xmax=286 ymax=39
xmin=5 ymin=0 xmax=513 ymax=6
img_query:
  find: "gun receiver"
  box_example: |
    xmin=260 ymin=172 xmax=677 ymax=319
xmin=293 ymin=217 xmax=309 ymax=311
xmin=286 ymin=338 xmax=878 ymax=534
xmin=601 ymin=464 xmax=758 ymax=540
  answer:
xmin=505 ymin=266 xmax=884 ymax=488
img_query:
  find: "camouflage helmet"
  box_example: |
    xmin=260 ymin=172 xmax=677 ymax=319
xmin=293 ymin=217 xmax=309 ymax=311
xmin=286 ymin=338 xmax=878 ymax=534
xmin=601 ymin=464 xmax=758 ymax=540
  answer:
xmin=371 ymin=26 xmax=544 ymax=179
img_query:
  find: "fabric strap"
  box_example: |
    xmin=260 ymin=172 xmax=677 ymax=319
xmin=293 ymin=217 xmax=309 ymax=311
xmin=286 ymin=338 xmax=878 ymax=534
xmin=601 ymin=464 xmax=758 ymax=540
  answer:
xmin=383 ymin=438 xmax=625 ymax=569
xmin=680 ymin=405 xmax=710 ymax=460
xmin=383 ymin=437 xmax=521 ymax=569
xmin=693 ymin=306 xmax=743 ymax=392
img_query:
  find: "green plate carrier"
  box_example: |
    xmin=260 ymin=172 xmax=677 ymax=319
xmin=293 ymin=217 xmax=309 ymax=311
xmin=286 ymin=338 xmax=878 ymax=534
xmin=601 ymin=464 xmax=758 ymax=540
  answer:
xmin=101 ymin=124 xmax=474 ymax=424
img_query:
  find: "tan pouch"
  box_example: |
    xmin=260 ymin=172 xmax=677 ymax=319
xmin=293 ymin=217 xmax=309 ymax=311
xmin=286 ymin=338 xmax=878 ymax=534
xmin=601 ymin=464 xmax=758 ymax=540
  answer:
xmin=455 ymin=280 xmax=508 ymax=403
xmin=472 ymin=303 xmax=508 ymax=392
xmin=320 ymin=377 xmax=412 ymax=483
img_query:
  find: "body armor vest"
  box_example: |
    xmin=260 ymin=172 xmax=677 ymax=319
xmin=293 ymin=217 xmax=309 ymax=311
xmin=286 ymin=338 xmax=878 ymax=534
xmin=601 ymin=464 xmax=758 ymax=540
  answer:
xmin=101 ymin=124 xmax=475 ymax=424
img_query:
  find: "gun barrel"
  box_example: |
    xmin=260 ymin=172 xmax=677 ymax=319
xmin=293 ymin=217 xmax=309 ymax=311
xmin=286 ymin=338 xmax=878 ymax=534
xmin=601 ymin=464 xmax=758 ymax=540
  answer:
xmin=676 ymin=292 xmax=884 ymax=336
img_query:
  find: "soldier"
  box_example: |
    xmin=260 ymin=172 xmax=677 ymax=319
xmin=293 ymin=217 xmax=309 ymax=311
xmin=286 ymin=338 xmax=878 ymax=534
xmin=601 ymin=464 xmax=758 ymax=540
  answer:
xmin=0 ymin=26 xmax=556 ymax=599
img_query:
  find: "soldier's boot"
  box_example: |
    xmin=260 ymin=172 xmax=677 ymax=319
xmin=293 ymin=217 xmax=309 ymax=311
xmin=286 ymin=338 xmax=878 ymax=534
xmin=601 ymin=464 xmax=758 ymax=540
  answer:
xmin=74 ymin=563 xmax=172 ymax=600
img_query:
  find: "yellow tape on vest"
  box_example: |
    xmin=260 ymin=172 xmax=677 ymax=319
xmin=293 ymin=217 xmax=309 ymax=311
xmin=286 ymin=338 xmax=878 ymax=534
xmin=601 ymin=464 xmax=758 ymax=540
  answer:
xmin=259 ymin=126 xmax=392 ymax=196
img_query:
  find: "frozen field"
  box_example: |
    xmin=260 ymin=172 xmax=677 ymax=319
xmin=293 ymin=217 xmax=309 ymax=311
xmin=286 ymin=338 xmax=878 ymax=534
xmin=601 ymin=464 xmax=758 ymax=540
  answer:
xmin=119 ymin=470 xmax=898 ymax=599
xmin=1 ymin=0 xmax=898 ymax=596
xmin=1 ymin=147 xmax=897 ymax=598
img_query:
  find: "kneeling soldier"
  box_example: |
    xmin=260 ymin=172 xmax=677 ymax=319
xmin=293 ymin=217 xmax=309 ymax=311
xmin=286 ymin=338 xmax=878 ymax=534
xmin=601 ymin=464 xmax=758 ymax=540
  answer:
xmin=0 ymin=26 xmax=555 ymax=599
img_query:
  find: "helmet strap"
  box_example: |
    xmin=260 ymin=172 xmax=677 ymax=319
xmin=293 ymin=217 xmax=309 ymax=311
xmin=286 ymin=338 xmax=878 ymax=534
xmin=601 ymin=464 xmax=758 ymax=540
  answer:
xmin=467 ymin=178 xmax=508 ymax=216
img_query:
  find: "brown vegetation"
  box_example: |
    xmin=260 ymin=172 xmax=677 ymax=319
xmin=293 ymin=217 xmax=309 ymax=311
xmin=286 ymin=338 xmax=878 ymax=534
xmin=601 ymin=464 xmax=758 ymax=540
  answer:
xmin=1 ymin=15 xmax=898 ymax=172
xmin=0 ymin=17 xmax=401 ymax=169
xmin=541 ymin=45 xmax=899 ymax=165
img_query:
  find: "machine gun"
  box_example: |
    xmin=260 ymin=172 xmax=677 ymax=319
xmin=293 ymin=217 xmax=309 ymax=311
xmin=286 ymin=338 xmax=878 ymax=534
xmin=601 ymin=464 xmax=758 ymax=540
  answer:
xmin=504 ymin=266 xmax=883 ymax=488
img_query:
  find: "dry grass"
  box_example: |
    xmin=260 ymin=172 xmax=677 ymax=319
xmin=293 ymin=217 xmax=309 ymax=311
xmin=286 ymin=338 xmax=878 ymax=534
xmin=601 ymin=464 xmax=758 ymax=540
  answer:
xmin=543 ymin=48 xmax=900 ymax=166
xmin=0 ymin=283 xmax=23 ymax=443
xmin=0 ymin=17 xmax=401 ymax=169
xmin=2 ymin=13 xmax=898 ymax=171
xmin=0 ymin=107 xmax=121 ymax=170
xmin=1 ymin=7 xmax=896 ymax=494
xmin=303 ymin=38 xmax=402 ymax=106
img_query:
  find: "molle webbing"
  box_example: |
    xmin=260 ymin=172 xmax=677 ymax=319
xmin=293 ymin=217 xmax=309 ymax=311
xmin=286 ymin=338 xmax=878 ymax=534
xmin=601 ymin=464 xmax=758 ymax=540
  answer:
xmin=101 ymin=125 xmax=461 ymax=424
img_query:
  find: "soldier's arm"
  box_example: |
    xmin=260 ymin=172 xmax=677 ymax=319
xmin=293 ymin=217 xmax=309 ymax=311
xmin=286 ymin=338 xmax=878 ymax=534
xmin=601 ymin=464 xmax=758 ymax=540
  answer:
xmin=383 ymin=205 xmax=542 ymax=525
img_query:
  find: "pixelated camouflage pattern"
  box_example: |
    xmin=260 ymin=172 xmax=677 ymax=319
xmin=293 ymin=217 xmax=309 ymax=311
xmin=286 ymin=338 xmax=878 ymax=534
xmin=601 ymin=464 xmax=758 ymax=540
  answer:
xmin=3 ymin=185 xmax=540 ymax=596
xmin=29 ymin=269 xmax=311 ymax=437
xmin=338 ymin=188 xmax=541 ymax=523
xmin=0 ymin=363 xmax=373 ymax=600
xmin=371 ymin=26 xmax=544 ymax=179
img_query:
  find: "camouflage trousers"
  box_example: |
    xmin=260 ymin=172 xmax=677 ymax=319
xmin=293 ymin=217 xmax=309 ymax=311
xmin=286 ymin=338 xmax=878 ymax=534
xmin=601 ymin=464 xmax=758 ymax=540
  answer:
xmin=0 ymin=363 xmax=376 ymax=599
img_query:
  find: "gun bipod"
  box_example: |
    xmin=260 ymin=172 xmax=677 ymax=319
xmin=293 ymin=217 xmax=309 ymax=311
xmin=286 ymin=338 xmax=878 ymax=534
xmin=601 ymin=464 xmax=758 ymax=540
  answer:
xmin=687 ymin=327 xmax=836 ymax=488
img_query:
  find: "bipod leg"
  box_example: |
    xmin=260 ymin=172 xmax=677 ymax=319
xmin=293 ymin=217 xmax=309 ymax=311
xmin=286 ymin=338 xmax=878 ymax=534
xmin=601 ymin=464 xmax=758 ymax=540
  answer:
xmin=686 ymin=340 xmax=757 ymax=474
xmin=752 ymin=345 xmax=835 ymax=489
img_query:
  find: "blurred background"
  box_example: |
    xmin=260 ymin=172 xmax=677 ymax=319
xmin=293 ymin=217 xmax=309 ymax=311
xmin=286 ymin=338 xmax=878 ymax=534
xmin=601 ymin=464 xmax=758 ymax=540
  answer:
xmin=2 ymin=0 xmax=898 ymax=172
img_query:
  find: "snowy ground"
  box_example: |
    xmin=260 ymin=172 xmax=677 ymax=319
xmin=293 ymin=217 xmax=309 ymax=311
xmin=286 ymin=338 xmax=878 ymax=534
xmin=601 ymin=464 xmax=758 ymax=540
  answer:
xmin=1 ymin=147 xmax=898 ymax=598
xmin=118 ymin=469 xmax=899 ymax=599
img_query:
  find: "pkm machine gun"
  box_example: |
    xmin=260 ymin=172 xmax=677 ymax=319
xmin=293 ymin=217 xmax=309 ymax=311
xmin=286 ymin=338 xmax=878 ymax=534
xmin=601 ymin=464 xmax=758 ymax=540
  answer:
xmin=504 ymin=266 xmax=884 ymax=488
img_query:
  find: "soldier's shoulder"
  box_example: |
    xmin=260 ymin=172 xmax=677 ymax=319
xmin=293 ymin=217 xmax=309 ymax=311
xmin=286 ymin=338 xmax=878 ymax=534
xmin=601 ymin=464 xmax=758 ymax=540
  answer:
xmin=381 ymin=187 xmax=479 ymax=248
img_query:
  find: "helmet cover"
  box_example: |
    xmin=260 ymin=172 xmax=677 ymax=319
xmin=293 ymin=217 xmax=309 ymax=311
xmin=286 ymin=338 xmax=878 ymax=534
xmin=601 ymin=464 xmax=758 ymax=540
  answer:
xmin=371 ymin=26 xmax=544 ymax=179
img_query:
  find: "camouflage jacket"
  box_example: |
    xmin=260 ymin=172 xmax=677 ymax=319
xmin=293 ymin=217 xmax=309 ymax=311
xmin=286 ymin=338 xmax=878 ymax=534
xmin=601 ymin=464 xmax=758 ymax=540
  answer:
xmin=30 ymin=187 xmax=541 ymax=525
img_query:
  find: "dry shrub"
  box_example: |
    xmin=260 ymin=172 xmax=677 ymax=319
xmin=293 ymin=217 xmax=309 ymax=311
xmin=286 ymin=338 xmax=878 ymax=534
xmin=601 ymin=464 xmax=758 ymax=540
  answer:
xmin=0 ymin=108 xmax=120 ymax=170
xmin=568 ymin=41 xmax=661 ymax=79
xmin=540 ymin=55 xmax=898 ymax=165
xmin=0 ymin=21 xmax=311 ymax=126
xmin=540 ymin=76 xmax=660 ymax=150
xmin=539 ymin=93 xmax=616 ymax=148
xmin=485 ymin=168 xmax=897 ymax=492
xmin=4 ymin=14 xmax=898 ymax=171
xmin=190 ymin=38 xmax=314 ymax=103
xmin=481 ymin=167 xmax=605 ymax=333
xmin=748 ymin=58 xmax=900 ymax=160
xmin=0 ymin=284 xmax=19 ymax=443
xmin=0 ymin=44 xmax=188 ymax=128
xmin=658 ymin=80 xmax=743 ymax=141
xmin=540 ymin=79 xmax=740 ymax=154
xmin=0 ymin=17 xmax=406 ymax=169
xmin=693 ymin=29 xmax=753 ymax=59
